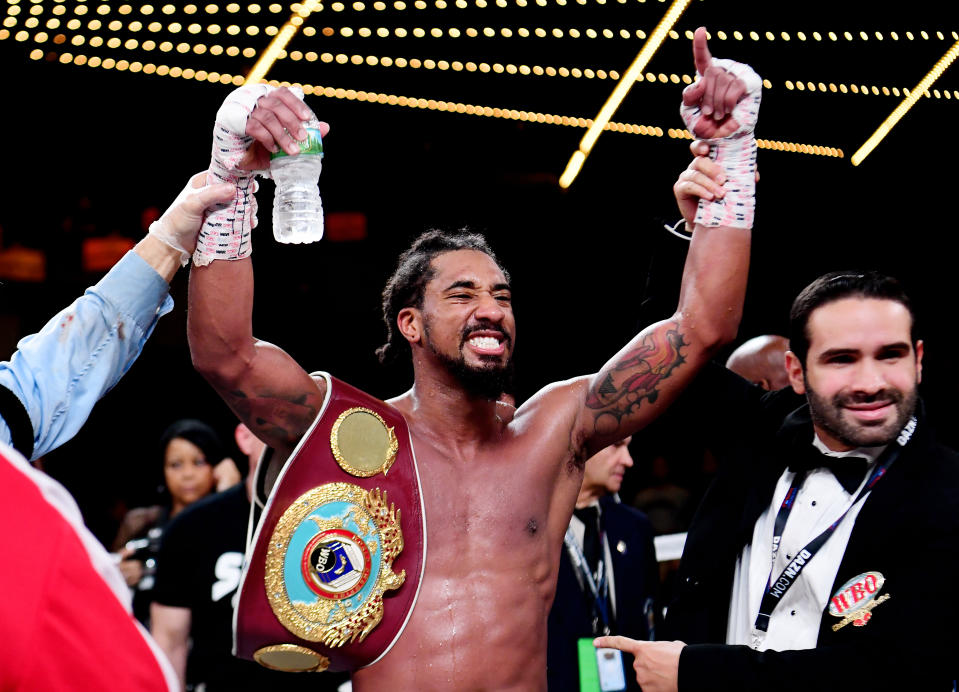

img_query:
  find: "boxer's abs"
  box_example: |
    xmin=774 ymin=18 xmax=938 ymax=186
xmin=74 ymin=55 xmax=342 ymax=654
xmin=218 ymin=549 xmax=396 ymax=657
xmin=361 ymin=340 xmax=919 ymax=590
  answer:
xmin=352 ymin=483 xmax=558 ymax=690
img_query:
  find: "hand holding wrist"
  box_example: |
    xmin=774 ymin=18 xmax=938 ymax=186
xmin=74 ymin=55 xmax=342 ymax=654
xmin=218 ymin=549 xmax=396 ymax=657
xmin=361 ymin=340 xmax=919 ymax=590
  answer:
xmin=680 ymin=59 xmax=761 ymax=229
xmin=147 ymin=172 xmax=236 ymax=273
xmin=193 ymin=84 xmax=278 ymax=266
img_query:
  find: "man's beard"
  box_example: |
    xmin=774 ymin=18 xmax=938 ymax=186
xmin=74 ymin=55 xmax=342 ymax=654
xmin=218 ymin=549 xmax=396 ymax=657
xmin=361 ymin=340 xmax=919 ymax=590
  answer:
xmin=805 ymin=377 xmax=918 ymax=448
xmin=425 ymin=320 xmax=514 ymax=400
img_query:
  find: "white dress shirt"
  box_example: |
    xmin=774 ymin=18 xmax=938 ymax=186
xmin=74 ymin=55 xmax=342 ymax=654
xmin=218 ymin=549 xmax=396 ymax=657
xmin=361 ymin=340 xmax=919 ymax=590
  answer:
xmin=726 ymin=436 xmax=885 ymax=651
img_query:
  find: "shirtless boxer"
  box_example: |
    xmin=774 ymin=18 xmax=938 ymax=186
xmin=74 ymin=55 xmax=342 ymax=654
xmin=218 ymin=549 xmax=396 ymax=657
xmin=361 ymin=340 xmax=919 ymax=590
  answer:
xmin=189 ymin=28 xmax=756 ymax=690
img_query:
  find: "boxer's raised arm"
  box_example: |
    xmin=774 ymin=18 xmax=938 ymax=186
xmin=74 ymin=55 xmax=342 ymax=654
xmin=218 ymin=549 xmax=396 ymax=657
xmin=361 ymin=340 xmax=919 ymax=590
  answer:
xmin=574 ymin=221 xmax=750 ymax=457
xmin=188 ymin=260 xmax=324 ymax=454
xmin=571 ymin=27 xmax=757 ymax=458
xmin=188 ymin=87 xmax=328 ymax=454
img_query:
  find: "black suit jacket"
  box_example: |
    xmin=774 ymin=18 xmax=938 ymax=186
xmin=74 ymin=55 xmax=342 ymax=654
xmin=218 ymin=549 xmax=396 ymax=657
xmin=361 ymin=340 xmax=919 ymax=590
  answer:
xmin=547 ymin=495 xmax=660 ymax=692
xmin=660 ymin=364 xmax=959 ymax=691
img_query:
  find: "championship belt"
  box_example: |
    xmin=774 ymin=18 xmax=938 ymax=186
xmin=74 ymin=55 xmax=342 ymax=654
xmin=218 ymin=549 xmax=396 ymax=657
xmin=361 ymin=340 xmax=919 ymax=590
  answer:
xmin=234 ymin=373 xmax=426 ymax=673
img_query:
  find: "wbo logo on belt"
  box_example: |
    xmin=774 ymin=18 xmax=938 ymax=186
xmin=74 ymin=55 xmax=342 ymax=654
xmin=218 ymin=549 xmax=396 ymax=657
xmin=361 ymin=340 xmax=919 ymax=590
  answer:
xmin=234 ymin=374 xmax=427 ymax=674
xmin=264 ymin=483 xmax=406 ymax=648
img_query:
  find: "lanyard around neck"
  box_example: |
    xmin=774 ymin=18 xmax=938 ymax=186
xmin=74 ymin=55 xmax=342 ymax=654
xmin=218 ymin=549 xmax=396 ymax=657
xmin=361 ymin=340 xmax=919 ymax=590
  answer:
xmin=564 ymin=528 xmax=611 ymax=632
xmin=753 ymin=416 xmax=915 ymax=633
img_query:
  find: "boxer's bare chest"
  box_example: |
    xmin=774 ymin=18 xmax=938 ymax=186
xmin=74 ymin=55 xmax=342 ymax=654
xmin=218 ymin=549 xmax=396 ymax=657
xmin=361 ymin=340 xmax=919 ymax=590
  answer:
xmin=409 ymin=427 xmax=564 ymax=549
xmin=351 ymin=426 xmax=573 ymax=690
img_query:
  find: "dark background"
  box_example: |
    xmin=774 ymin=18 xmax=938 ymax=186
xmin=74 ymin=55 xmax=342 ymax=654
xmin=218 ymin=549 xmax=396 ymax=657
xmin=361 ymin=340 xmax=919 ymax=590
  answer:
xmin=1 ymin=0 xmax=957 ymax=544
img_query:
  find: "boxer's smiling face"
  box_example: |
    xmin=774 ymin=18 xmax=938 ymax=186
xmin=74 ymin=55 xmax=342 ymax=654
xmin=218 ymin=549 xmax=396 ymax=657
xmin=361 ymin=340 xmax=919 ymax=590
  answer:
xmin=416 ymin=249 xmax=515 ymax=398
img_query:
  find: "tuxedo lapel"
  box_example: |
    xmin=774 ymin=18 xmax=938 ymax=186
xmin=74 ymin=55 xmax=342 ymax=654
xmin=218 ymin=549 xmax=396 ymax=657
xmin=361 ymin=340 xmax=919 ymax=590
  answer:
xmin=829 ymin=440 xmax=917 ymax=584
xmin=737 ymin=462 xmax=784 ymax=548
xmin=735 ymin=403 xmax=814 ymax=550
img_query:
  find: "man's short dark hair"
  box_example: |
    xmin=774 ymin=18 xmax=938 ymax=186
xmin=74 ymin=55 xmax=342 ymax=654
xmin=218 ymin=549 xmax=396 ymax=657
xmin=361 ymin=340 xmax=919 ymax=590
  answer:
xmin=788 ymin=270 xmax=918 ymax=368
xmin=376 ymin=229 xmax=510 ymax=364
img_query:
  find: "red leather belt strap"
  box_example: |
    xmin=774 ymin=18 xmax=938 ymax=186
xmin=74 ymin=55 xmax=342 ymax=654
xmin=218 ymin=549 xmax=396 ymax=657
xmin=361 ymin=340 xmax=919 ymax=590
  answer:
xmin=234 ymin=374 xmax=426 ymax=672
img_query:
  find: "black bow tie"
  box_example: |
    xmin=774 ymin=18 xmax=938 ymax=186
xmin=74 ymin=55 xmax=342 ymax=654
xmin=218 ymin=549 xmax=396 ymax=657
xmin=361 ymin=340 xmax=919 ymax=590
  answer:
xmin=573 ymin=506 xmax=602 ymax=574
xmin=788 ymin=448 xmax=872 ymax=494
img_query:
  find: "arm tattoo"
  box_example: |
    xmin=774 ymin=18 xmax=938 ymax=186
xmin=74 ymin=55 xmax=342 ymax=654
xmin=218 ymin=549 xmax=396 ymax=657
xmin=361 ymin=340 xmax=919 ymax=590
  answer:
xmin=586 ymin=323 xmax=687 ymax=430
xmin=227 ymin=389 xmax=318 ymax=446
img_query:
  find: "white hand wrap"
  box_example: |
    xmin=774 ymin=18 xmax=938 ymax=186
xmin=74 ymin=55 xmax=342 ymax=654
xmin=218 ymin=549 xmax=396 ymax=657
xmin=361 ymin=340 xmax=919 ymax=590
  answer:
xmin=193 ymin=84 xmax=274 ymax=266
xmin=680 ymin=59 xmax=762 ymax=229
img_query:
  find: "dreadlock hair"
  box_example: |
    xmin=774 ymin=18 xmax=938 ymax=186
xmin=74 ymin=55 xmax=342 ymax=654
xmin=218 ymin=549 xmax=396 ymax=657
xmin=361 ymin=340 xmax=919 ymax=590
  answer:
xmin=376 ymin=229 xmax=510 ymax=365
xmin=788 ymin=270 xmax=917 ymax=369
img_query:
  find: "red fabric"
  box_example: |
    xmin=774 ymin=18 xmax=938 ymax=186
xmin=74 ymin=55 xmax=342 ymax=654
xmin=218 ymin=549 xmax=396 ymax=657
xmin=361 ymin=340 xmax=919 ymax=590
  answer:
xmin=0 ymin=444 xmax=174 ymax=691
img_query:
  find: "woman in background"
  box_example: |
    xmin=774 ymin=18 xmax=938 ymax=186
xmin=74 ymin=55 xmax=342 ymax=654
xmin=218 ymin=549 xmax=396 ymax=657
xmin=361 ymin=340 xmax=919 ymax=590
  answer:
xmin=112 ymin=418 xmax=233 ymax=624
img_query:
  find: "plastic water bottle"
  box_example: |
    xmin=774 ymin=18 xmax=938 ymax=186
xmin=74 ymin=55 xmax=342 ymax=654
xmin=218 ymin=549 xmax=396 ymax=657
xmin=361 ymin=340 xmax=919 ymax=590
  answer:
xmin=270 ymin=116 xmax=324 ymax=244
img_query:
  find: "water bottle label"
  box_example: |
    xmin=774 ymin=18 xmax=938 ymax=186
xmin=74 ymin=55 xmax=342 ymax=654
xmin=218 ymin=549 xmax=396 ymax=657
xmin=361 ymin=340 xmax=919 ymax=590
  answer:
xmin=271 ymin=127 xmax=324 ymax=159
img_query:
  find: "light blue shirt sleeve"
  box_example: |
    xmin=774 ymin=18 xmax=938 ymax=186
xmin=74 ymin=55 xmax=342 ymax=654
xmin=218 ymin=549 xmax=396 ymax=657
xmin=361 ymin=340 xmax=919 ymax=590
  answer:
xmin=0 ymin=250 xmax=174 ymax=459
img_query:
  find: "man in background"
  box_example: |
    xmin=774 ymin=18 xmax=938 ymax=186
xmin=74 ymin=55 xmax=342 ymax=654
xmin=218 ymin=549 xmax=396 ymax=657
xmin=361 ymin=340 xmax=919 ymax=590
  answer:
xmin=548 ymin=437 xmax=658 ymax=691
xmin=725 ymin=334 xmax=789 ymax=391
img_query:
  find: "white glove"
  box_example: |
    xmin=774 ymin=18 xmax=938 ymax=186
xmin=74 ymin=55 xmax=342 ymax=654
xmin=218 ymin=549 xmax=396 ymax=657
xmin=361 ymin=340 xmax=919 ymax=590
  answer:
xmin=149 ymin=172 xmax=235 ymax=266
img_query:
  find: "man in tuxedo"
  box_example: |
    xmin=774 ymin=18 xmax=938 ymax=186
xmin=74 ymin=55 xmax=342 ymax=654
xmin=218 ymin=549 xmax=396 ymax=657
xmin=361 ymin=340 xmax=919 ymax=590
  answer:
xmin=598 ymin=271 xmax=959 ymax=691
xmin=547 ymin=437 xmax=659 ymax=691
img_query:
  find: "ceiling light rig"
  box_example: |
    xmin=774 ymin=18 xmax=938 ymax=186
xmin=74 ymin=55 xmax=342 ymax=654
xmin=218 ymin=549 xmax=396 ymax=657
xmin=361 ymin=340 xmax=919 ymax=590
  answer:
xmin=16 ymin=44 xmax=841 ymax=158
xmin=851 ymin=38 xmax=959 ymax=165
xmin=560 ymin=0 xmax=692 ymax=188
xmin=10 ymin=15 xmax=958 ymax=103
xmin=0 ymin=1 xmax=919 ymax=165
xmin=4 ymin=27 xmax=957 ymax=106
xmin=3 ymin=5 xmax=957 ymax=103
xmin=7 ymin=0 xmax=956 ymax=38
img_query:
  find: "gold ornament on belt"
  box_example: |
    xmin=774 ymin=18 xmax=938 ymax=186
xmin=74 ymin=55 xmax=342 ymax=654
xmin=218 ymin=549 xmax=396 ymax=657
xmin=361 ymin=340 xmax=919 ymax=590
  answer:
xmin=253 ymin=644 xmax=331 ymax=672
xmin=330 ymin=407 xmax=399 ymax=477
xmin=264 ymin=482 xmax=406 ymax=647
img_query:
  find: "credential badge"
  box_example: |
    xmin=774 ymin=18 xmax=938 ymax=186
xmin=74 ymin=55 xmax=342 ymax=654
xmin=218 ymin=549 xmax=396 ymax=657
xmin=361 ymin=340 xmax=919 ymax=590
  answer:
xmin=829 ymin=571 xmax=890 ymax=631
xmin=264 ymin=482 xmax=406 ymax=647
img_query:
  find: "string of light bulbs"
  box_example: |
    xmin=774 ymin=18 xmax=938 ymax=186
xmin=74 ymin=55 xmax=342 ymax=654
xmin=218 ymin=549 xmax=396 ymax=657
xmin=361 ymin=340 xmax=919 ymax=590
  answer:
xmin=318 ymin=25 xmax=653 ymax=40
xmin=785 ymin=80 xmax=958 ymax=101
xmin=9 ymin=0 xmax=959 ymax=43
xmin=6 ymin=8 xmax=958 ymax=104
xmin=0 ymin=1 xmax=943 ymax=168
xmin=6 ymin=24 xmax=959 ymax=103
xmin=302 ymin=23 xmax=959 ymax=47
xmin=12 ymin=5 xmax=958 ymax=46
xmin=7 ymin=23 xmax=958 ymax=103
xmin=7 ymin=2 xmax=958 ymax=51
xmin=4 ymin=0 xmax=685 ymax=18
